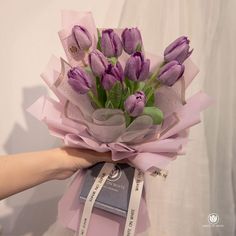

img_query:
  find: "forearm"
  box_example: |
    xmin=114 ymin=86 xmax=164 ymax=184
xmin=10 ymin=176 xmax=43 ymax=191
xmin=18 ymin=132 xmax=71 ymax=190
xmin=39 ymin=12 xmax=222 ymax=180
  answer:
xmin=0 ymin=147 xmax=112 ymax=200
xmin=0 ymin=149 xmax=64 ymax=200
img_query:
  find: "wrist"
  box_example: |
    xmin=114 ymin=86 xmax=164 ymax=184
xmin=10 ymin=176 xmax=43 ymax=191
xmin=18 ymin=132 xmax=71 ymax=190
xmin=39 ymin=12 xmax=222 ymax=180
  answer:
xmin=43 ymin=148 xmax=78 ymax=181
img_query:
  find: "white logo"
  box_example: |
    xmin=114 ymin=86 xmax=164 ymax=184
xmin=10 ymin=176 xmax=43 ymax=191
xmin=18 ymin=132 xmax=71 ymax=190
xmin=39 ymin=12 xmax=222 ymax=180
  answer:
xmin=208 ymin=213 xmax=219 ymax=225
xmin=108 ymin=165 xmax=122 ymax=182
xmin=202 ymin=213 xmax=223 ymax=228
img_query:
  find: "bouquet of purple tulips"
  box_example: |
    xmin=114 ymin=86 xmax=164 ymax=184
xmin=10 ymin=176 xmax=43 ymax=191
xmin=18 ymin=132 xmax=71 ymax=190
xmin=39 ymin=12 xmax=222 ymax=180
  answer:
xmin=67 ymin=25 xmax=191 ymax=127
xmin=28 ymin=11 xmax=212 ymax=236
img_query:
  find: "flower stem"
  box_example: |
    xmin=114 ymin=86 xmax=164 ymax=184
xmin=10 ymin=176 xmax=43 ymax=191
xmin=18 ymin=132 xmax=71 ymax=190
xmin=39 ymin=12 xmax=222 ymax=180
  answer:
xmin=154 ymin=80 xmax=162 ymax=90
xmin=133 ymin=81 xmax=139 ymax=93
xmin=88 ymin=91 xmax=102 ymax=108
xmin=143 ymin=61 xmax=165 ymax=91
xmin=81 ymin=58 xmax=88 ymax=67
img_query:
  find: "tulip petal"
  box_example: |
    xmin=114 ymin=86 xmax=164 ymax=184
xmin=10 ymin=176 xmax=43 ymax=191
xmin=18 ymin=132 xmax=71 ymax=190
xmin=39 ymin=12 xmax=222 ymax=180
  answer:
xmin=139 ymin=59 xmax=150 ymax=81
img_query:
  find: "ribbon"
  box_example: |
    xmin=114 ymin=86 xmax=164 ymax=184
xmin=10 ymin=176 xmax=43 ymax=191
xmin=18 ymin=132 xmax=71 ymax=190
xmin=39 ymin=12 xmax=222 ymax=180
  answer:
xmin=123 ymin=169 xmax=144 ymax=236
xmin=76 ymin=163 xmax=115 ymax=236
xmin=76 ymin=164 xmax=144 ymax=236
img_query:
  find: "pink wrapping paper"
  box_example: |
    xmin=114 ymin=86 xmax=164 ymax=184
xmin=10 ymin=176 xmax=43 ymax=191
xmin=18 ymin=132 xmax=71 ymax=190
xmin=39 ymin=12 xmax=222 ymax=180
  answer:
xmin=58 ymin=171 xmax=150 ymax=236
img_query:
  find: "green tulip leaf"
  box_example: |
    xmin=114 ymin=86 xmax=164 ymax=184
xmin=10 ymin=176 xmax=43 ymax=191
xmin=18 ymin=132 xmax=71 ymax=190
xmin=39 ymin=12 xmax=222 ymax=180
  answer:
xmin=135 ymin=43 xmax=142 ymax=52
xmin=138 ymin=82 xmax=145 ymax=90
xmin=97 ymin=29 xmax=102 ymax=51
xmin=146 ymin=87 xmax=155 ymax=107
xmin=146 ymin=92 xmax=155 ymax=107
xmin=133 ymin=81 xmax=140 ymax=92
xmin=96 ymin=77 xmax=106 ymax=107
xmin=106 ymin=82 xmax=122 ymax=108
xmin=144 ymin=85 xmax=152 ymax=96
xmin=124 ymin=112 xmax=132 ymax=127
xmin=105 ymin=100 xmax=114 ymax=109
xmin=125 ymin=78 xmax=133 ymax=92
xmin=119 ymin=87 xmax=130 ymax=110
xmin=143 ymin=107 xmax=163 ymax=124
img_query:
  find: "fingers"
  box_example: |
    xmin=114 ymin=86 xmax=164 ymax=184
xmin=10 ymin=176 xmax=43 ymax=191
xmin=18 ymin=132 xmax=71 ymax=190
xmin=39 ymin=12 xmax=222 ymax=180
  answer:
xmin=62 ymin=146 xmax=128 ymax=167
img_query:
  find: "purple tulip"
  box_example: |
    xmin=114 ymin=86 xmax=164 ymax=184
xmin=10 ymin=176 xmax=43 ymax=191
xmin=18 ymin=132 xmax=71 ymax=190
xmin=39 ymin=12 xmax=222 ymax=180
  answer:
xmin=157 ymin=60 xmax=185 ymax=86
xmin=122 ymin=28 xmax=143 ymax=54
xmin=72 ymin=25 xmax=92 ymax=51
xmin=101 ymin=62 xmax=124 ymax=90
xmin=164 ymin=36 xmax=193 ymax=64
xmin=101 ymin=29 xmax=123 ymax=58
xmin=124 ymin=91 xmax=146 ymax=117
xmin=89 ymin=49 xmax=108 ymax=77
xmin=67 ymin=67 xmax=92 ymax=94
xmin=124 ymin=52 xmax=150 ymax=81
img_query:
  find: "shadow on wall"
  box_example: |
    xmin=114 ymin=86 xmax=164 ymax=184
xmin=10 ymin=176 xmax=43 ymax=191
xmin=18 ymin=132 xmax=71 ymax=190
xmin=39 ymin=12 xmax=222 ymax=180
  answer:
xmin=1 ymin=86 xmax=69 ymax=236
xmin=0 ymin=194 xmax=63 ymax=236
xmin=4 ymin=86 xmax=60 ymax=153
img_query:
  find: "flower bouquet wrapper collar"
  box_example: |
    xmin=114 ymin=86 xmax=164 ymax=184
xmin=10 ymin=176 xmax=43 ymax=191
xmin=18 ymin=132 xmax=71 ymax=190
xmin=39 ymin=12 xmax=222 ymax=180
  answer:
xmin=27 ymin=10 xmax=214 ymax=236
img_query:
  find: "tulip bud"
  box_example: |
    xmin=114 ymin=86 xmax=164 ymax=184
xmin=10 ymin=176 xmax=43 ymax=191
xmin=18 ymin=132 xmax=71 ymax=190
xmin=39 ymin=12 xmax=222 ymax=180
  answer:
xmin=164 ymin=36 xmax=193 ymax=64
xmin=72 ymin=25 xmax=92 ymax=51
xmin=124 ymin=52 xmax=150 ymax=81
xmin=89 ymin=49 xmax=108 ymax=77
xmin=101 ymin=62 xmax=124 ymax=90
xmin=67 ymin=67 xmax=92 ymax=94
xmin=101 ymin=29 xmax=123 ymax=58
xmin=121 ymin=28 xmax=143 ymax=54
xmin=111 ymin=61 xmax=124 ymax=82
xmin=157 ymin=60 xmax=185 ymax=86
xmin=124 ymin=91 xmax=146 ymax=117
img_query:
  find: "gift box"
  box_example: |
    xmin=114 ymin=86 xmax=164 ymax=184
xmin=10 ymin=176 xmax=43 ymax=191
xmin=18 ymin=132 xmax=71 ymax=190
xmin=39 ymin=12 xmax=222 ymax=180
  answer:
xmin=80 ymin=163 xmax=135 ymax=217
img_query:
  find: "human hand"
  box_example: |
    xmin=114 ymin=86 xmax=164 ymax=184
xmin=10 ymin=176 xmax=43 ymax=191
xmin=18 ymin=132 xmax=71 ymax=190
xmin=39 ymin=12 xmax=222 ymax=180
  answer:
xmin=0 ymin=147 xmax=116 ymax=199
xmin=49 ymin=147 xmax=114 ymax=180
